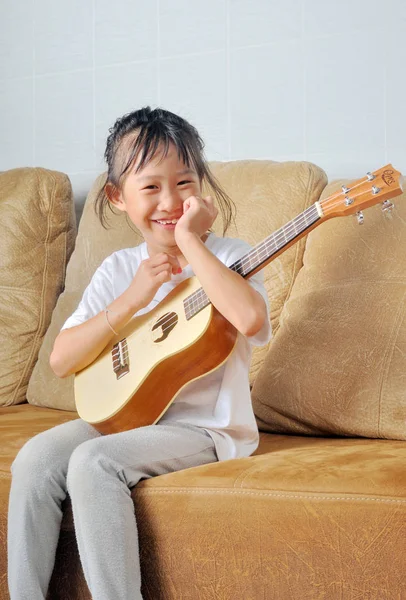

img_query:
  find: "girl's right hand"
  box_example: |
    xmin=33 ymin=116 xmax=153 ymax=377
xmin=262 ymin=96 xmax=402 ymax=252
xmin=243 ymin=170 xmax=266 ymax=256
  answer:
xmin=127 ymin=253 xmax=181 ymax=309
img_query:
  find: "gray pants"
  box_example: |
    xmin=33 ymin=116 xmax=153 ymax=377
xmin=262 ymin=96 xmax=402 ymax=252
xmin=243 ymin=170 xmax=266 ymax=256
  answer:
xmin=7 ymin=418 xmax=217 ymax=600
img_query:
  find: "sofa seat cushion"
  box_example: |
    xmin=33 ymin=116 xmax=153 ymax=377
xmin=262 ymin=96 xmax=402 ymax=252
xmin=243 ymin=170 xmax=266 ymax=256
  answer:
xmin=2 ymin=408 xmax=405 ymax=501
xmin=0 ymin=404 xmax=78 ymax=475
xmin=1 ymin=409 xmax=405 ymax=598
xmin=136 ymin=435 xmax=406 ymax=599
xmin=72 ymin=434 xmax=406 ymax=598
xmin=135 ymin=431 xmax=406 ymax=496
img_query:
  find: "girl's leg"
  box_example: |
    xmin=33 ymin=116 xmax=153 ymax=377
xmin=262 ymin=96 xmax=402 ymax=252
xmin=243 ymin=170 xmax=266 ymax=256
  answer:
xmin=7 ymin=418 xmax=101 ymax=600
xmin=66 ymin=422 xmax=217 ymax=600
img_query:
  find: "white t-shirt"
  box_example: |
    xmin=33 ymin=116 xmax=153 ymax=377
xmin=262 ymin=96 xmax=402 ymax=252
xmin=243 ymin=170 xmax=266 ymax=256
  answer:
xmin=61 ymin=232 xmax=272 ymax=461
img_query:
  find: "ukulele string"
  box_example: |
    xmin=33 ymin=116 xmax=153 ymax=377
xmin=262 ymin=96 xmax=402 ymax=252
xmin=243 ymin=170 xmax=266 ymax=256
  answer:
xmin=186 ymin=185 xmax=383 ymax=317
xmin=226 ymin=185 xmax=381 ymax=276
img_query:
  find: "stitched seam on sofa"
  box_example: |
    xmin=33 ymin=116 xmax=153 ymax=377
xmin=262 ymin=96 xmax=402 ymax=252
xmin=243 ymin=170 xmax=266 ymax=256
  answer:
xmin=61 ymin=177 xmax=68 ymax=292
xmin=0 ymin=470 xmax=12 ymax=477
xmin=0 ymin=285 xmax=37 ymax=294
xmin=377 ymin=289 xmax=406 ymax=437
xmin=233 ymin=461 xmax=265 ymax=488
xmin=11 ymin=169 xmax=56 ymax=403
xmin=61 ymin=174 xmax=72 ymax=291
xmin=134 ymin=488 xmax=406 ymax=504
xmin=279 ymin=164 xmax=318 ymax=337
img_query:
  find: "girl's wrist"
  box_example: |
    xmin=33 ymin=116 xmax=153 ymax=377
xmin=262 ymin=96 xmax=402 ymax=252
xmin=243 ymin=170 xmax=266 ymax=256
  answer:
xmin=112 ymin=288 xmax=143 ymax=318
xmin=175 ymin=229 xmax=201 ymax=251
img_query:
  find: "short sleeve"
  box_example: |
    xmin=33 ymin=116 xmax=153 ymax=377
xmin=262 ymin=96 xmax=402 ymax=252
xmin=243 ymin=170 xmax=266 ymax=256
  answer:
xmin=222 ymin=238 xmax=273 ymax=347
xmin=60 ymin=257 xmax=115 ymax=331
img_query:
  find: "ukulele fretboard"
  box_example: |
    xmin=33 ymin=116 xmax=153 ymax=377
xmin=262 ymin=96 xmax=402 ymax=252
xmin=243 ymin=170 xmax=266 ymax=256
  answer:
xmin=183 ymin=202 xmax=321 ymax=320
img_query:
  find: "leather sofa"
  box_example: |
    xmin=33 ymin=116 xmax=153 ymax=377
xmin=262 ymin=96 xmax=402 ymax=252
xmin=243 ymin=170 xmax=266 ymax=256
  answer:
xmin=1 ymin=161 xmax=405 ymax=599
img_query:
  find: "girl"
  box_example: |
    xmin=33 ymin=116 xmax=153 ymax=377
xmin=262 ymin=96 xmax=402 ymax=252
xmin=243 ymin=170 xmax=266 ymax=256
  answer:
xmin=8 ymin=106 xmax=272 ymax=600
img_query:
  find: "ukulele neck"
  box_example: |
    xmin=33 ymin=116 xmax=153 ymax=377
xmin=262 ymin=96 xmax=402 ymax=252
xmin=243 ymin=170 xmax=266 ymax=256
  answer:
xmin=183 ymin=202 xmax=322 ymax=320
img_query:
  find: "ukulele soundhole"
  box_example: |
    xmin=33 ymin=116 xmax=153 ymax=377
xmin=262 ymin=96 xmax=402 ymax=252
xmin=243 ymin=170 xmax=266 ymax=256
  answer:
xmin=151 ymin=312 xmax=178 ymax=343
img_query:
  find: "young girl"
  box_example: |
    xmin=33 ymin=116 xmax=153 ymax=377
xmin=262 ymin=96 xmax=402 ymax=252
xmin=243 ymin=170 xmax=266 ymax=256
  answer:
xmin=8 ymin=106 xmax=272 ymax=600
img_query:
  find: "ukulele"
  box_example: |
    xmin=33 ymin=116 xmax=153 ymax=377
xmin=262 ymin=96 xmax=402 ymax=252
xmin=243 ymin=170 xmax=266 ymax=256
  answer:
xmin=75 ymin=164 xmax=403 ymax=434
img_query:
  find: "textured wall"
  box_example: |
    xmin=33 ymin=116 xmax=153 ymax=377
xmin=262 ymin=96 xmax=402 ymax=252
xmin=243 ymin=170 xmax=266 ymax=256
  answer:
xmin=0 ymin=0 xmax=404 ymax=215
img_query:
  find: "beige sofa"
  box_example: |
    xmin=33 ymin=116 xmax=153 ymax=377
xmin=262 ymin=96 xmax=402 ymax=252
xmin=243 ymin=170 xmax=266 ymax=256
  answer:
xmin=1 ymin=161 xmax=405 ymax=600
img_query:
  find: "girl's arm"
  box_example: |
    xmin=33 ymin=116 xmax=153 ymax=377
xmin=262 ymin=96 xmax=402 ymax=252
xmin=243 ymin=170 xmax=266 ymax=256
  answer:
xmin=49 ymin=288 xmax=140 ymax=379
xmin=176 ymin=231 xmax=267 ymax=337
xmin=50 ymin=253 xmax=181 ymax=378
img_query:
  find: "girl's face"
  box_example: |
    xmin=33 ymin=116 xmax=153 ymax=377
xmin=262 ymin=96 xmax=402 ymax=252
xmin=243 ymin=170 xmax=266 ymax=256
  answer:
xmin=109 ymin=142 xmax=203 ymax=260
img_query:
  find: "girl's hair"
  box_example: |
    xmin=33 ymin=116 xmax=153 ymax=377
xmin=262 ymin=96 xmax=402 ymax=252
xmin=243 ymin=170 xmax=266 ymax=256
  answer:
xmin=95 ymin=106 xmax=236 ymax=235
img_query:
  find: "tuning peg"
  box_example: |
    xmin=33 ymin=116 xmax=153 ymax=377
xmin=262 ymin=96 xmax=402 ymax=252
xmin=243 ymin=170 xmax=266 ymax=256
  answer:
xmin=356 ymin=211 xmax=364 ymax=225
xmin=382 ymin=200 xmax=394 ymax=219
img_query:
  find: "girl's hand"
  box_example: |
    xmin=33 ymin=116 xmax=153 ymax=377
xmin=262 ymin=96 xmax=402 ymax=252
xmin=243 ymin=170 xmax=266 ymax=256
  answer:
xmin=175 ymin=195 xmax=218 ymax=241
xmin=127 ymin=254 xmax=181 ymax=309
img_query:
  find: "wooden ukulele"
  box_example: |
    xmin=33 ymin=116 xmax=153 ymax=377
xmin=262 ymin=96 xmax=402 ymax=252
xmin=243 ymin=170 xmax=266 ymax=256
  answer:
xmin=75 ymin=164 xmax=403 ymax=434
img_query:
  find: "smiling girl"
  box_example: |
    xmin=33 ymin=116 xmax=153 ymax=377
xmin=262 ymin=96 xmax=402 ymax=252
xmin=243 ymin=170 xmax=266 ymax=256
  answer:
xmin=8 ymin=106 xmax=272 ymax=600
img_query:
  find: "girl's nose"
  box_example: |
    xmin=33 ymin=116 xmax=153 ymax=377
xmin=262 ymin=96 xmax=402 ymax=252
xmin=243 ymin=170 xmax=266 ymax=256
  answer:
xmin=158 ymin=191 xmax=183 ymax=211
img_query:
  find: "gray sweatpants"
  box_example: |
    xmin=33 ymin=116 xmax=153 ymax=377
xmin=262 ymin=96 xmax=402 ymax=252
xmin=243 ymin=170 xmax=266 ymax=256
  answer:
xmin=7 ymin=418 xmax=217 ymax=600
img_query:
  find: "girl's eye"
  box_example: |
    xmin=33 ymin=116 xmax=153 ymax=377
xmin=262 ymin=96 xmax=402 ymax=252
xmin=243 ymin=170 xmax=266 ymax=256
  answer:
xmin=143 ymin=180 xmax=193 ymax=191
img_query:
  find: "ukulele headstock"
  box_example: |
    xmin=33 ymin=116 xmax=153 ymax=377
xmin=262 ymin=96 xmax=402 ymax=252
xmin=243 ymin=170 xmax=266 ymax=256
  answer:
xmin=319 ymin=164 xmax=404 ymax=220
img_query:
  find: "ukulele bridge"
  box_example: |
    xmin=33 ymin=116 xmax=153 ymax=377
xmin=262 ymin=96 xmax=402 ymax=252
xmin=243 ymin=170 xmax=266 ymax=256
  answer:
xmin=111 ymin=338 xmax=129 ymax=379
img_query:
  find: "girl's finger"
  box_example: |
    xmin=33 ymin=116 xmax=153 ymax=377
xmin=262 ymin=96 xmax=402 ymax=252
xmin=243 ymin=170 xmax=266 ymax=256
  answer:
xmin=151 ymin=256 xmax=181 ymax=274
xmin=148 ymin=254 xmax=169 ymax=266
xmin=149 ymin=253 xmax=176 ymax=267
xmin=151 ymin=264 xmax=172 ymax=277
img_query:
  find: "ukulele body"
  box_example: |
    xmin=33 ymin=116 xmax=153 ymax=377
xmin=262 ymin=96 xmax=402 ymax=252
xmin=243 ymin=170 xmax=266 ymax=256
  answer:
xmin=75 ymin=276 xmax=238 ymax=434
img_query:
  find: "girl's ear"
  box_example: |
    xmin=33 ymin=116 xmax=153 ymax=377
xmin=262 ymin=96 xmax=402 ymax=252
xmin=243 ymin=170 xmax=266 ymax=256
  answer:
xmin=105 ymin=182 xmax=126 ymax=212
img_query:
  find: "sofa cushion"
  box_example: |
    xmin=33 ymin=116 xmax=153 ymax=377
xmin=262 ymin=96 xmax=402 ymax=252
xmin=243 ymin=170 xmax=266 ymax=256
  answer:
xmin=27 ymin=160 xmax=327 ymax=411
xmin=0 ymin=168 xmax=76 ymax=406
xmin=252 ymin=175 xmax=406 ymax=439
xmin=2 ymin=407 xmax=404 ymax=599
xmin=0 ymin=404 xmax=77 ymax=474
xmin=134 ymin=435 xmax=406 ymax=599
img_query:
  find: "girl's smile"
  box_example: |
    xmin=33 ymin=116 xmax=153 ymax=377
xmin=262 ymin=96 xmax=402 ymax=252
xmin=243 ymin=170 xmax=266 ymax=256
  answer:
xmin=154 ymin=220 xmax=179 ymax=229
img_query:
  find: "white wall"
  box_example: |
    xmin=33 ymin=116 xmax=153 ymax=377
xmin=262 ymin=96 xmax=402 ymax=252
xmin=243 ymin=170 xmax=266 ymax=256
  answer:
xmin=1 ymin=0 xmax=405 ymax=215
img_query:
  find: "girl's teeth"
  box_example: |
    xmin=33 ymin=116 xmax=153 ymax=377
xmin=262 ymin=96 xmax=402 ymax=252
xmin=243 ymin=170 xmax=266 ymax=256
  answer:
xmin=158 ymin=219 xmax=178 ymax=224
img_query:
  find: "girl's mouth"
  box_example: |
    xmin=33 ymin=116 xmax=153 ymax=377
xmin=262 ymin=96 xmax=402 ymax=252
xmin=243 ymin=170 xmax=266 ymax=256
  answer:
xmin=154 ymin=219 xmax=179 ymax=230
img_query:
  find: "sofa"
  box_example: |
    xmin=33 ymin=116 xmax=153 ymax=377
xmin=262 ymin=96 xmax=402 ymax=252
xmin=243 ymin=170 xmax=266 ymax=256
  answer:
xmin=1 ymin=160 xmax=405 ymax=600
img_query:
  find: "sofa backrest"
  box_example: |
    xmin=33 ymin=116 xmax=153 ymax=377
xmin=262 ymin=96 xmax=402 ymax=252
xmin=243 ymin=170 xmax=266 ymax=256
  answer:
xmin=252 ymin=174 xmax=406 ymax=440
xmin=0 ymin=168 xmax=76 ymax=407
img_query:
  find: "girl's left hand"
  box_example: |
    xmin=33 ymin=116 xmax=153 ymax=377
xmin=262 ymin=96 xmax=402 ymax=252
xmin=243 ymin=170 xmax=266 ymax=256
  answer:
xmin=174 ymin=195 xmax=218 ymax=241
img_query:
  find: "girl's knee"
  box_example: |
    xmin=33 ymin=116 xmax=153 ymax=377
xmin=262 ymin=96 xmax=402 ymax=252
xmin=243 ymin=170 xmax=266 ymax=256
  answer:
xmin=67 ymin=439 xmax=111 ymax=494
xmin=12 ymin=432 xmax=56 ymax=479
xmin=11 ymin=435 xmax=68 ymax=497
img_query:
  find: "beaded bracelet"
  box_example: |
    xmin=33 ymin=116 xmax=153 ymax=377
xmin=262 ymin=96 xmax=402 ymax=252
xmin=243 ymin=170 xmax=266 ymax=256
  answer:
xmin=104 ymin=308 xmax=119 ymax=335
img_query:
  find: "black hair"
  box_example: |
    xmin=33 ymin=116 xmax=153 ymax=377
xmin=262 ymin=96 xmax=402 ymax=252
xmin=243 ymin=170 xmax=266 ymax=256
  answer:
xmin=95 ymin=106 xmax=236 ymax=235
